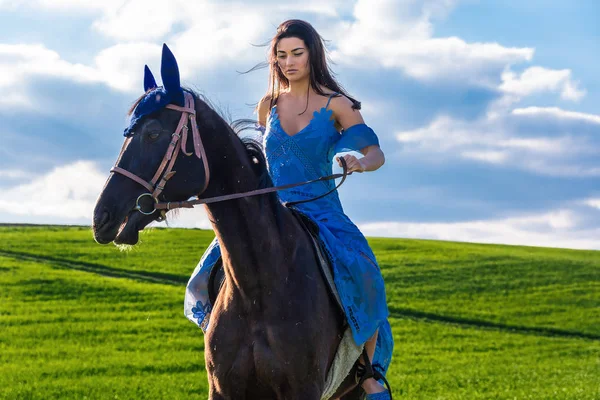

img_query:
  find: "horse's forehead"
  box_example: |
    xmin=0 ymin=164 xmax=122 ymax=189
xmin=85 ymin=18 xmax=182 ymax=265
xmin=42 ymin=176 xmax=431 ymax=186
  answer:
xmin=123 ymin=88 xmax=171 ymax=136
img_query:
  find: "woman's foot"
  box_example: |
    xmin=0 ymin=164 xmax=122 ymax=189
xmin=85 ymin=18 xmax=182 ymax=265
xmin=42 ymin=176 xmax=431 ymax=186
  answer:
xmin=365 ymin=390 xmax=391 ymax=400
xmin=362 ymin=377 xmax=389 ymax=399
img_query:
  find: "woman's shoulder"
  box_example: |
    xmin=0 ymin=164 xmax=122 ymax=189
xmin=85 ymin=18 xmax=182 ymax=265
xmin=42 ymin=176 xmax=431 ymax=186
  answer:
xmin=256 ymin=94 xmax=274 ymax=127
xmin=324 ymin=93 xmax=364 ymax=131
xmin=257 ymin=94 xmax=275 ymax=109
xmin=316 ymin=89 xmax=353 ymax=113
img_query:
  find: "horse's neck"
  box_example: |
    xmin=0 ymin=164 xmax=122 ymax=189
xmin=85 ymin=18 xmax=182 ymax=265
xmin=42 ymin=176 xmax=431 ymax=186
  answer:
xmin=207 ymin=193 xmax=292 ymax=301
xmin=202 ymin=118 xmax=292 ymax=300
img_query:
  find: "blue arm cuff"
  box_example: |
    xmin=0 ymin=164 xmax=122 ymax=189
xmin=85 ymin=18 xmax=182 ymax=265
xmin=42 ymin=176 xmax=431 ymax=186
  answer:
xmin=334 ymin=123 xmax=380 ymax=153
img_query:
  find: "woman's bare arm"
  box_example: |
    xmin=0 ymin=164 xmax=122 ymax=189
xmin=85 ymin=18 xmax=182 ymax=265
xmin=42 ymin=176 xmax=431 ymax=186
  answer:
xmin=329 ymin=95 xmax=385 ymax=173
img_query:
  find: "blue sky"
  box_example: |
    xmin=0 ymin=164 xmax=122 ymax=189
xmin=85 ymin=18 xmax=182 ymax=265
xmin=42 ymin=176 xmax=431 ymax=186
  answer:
xmin=0 ymin=0 xmax=598 ymax=250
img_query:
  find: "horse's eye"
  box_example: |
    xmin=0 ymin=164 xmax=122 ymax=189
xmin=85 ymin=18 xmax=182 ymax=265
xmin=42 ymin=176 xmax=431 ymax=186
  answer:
xmin=148 ymin=131 xmax=160 ymax=141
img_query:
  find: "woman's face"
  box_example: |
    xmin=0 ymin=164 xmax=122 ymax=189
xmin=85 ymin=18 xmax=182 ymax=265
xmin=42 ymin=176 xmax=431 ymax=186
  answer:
xmin=276 ymin=37 xmax=310 ymax=82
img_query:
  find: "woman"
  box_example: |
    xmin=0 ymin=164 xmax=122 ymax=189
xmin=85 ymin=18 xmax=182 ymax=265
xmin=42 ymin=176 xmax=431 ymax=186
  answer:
xmin=185 ymin=19 xmax=393 ymax=399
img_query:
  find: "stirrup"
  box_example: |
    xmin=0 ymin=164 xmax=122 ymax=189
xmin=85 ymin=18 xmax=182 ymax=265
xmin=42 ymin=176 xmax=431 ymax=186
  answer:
xmin=355 ymin=348 xmax=393 ymax=400
xmin=355 ymin=348 xmax=374 ymax=387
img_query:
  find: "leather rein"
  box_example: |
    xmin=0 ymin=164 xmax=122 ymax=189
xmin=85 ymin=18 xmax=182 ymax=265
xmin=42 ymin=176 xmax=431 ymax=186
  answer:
xmin=110 ymin=92 xmax=351 ymax=219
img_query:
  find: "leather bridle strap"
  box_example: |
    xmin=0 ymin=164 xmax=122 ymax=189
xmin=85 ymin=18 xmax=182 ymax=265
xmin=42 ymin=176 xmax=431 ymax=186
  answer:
xmin=110 ymin=167 xmax=155 ymax=193
xmin=109 ymin=92 xmax=210 ymax=213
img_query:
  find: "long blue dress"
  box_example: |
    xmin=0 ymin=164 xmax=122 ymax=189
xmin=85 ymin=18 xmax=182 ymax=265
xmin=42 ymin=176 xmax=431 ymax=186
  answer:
xmin=184 ymin=93 xmax=393 ymax=376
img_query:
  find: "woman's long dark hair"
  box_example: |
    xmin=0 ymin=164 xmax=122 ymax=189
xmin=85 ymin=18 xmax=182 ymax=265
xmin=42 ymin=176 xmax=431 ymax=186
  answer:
xmin=250 ymin=19 xmax=361 ymax=115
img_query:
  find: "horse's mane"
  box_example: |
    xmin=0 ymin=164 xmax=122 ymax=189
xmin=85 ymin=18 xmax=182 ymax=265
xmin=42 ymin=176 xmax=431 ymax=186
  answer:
xmin=188 ymin=89 xmax=281 ymax=227
xmin=184 ymin=88 xmax=273 ymax=191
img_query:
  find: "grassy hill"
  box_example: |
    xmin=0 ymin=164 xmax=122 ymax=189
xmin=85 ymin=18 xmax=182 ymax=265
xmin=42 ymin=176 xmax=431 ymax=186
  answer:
xmin=1 ymin=225 xmax=598 ymax=399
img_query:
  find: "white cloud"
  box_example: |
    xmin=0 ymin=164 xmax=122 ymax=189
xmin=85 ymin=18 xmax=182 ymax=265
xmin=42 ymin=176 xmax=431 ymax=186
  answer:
xmin=584 ymin=198 xmax=600 ymax=210
xmin=327 ymin=0 xmax=589 ymax=119
xmin=0 ymin=92 xmax=31 ymax=107
xmin=395 ymin=101 xmax=600 ymax=177
xmin=347 ymin=0 xmax=459 ymax=39
xmin=3 ymin=0 xmax=587 ymax=118
xmin=170 ymin=5 xmax=269 ymax=75
xmin=0 ymin=160 xmax=212 ymax=229
xmin=277 ymin=2 xmax=345 ymax=17
xmin=91 ymin=0 xmax=181 ymax=41
xmin=0 ymin=169 xmax=33 ymax=180
xmin=333 ymin=34 xmax=535 ymax=83
xmin=497 ymin=137 xmax=566 ymax=153
xmin=396 ymin=114 xmax=572 ymax=154
xmin=32 ymin=0 xmax=348 ymax=20
xmin=0 ymin=0 xmax=26 ymax=10
xmin=91 ymin=0 xmax=347 ymax=43
xmin=522 ymin=162 xmax=600 ymax=178
xmin=512 ymin=107 xmax=600 ymax=124
xmin=0 ymin=161 xmax=106 ymax=220
xmin=359 ymin=208 xmax=600 ymax=250
xmin=460 ymin=150 xmax=508 ymax=164
xmin=330 ymin=0 xmax=534 ymax=84
xmin=94 ymin=42 xmax=162 ymax=92
xmin=0 ymin=43 xmax=101 ymax=91
xmin=1 ymin=0 xmax=539 ymax=94
xmin=500 ymin=66 xmax=586 ymax=101
xmin=35 ymin=0 xmax=122 ymax=11
xmin=0 ymin=42 xmax=160 ymax=99
xmin=0 ymin=1 xmax=275 ymax=102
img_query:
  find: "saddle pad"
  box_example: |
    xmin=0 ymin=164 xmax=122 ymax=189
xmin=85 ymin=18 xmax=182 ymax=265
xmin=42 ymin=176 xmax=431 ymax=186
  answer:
xmin=321 ymin=326 xmax=364 ymax=400
xmin=288 ymin=207 xmax=345 ymax=317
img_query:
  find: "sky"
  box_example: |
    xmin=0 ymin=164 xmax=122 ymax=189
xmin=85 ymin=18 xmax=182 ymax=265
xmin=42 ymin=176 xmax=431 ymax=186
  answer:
xmin=0 ymin=0 xmax=598 ymax=250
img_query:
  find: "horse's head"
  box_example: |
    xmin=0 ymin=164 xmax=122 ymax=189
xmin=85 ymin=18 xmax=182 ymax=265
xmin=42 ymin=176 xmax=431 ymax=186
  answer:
xmin=93 ymin=44 xmax=210 ymax=245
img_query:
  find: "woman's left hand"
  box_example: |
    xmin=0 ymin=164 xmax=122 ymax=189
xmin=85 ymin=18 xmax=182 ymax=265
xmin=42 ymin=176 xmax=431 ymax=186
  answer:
xmin=336 ymin=154 xmax=366 ymax=173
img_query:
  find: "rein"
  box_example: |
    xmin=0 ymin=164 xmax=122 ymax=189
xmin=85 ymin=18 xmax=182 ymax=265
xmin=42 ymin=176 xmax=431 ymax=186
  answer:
xmin=110 ymin=91 xmax=351 ymax=218
xmin=155 ymin=161 xmax=350 ymax=211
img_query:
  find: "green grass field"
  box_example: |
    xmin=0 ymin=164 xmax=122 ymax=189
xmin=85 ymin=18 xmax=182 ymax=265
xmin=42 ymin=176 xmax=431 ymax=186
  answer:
xmin=1 ymin=225 xmax=599 ymax=399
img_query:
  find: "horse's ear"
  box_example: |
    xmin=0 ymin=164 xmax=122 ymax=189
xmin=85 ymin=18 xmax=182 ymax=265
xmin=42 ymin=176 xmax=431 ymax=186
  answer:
xmin=143 ymin=65 xmax=157 ymax=91
xmin=160 ymin=43 xmax=184 ymax=106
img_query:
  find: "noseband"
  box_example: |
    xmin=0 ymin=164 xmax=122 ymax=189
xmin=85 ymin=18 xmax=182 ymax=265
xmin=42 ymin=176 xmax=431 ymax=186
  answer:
xmin=110 ymin=91 xmax=351 ymax=218
xmin=110 ymin=92 xmax=210 ymax=219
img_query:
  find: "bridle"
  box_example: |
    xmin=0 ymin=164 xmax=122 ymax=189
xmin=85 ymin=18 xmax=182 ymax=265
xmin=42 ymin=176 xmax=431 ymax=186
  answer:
xmin=110 ymin=92 xmax=210 ymax=220
xmin=110 ymin=91 xmax=351 ymax=219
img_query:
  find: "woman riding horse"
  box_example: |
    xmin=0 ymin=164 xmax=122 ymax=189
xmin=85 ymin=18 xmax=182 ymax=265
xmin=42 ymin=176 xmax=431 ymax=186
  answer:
xmin=185 ymin=19 xmax=393 ymax=399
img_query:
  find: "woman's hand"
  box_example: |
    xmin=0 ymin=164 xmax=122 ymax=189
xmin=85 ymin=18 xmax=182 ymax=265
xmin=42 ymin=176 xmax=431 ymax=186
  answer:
xmin=336 ymin=154 xmax=366 ymax=173
xmin=335 ymin=146 xmax=385 ymax=173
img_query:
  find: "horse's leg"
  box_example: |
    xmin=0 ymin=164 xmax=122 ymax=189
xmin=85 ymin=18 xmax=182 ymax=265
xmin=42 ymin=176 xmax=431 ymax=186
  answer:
xmin=207 ymin=341 xmax=252 ymax=399
xmin=205 ymin=291 xmax=252 ymax=400
xmin=208 ymin=385 xmax=226 ymax=400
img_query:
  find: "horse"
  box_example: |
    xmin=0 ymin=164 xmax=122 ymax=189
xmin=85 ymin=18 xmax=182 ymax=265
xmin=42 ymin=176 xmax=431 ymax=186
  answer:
xmin=92 ymin=44 xmax=367 ymax=399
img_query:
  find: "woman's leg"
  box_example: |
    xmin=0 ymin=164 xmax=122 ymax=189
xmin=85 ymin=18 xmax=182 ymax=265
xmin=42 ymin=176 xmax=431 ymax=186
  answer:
xmin=360 ymin=329 xmax=387 ymax=394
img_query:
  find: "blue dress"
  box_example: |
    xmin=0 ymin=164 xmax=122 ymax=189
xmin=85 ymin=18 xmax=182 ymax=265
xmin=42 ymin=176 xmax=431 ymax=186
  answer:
xmin=184 ymin=93 xmax=393 ymax=376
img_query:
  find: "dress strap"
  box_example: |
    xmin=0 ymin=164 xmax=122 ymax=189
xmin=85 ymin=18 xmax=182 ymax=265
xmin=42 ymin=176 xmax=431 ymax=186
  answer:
xmin=325 ymin=92 xmax=339 ymax=110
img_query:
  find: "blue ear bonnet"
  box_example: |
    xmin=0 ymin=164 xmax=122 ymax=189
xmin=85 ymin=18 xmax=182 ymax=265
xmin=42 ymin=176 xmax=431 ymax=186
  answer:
xmin=123 ymin=44 xmax=185 ymax=137
xmin=124 ymin=87 xmax=174 ymax=136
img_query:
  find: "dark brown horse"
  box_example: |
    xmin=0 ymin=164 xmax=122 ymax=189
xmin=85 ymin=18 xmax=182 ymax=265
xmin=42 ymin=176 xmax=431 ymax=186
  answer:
xmin=92 ymin=45 xmax=365 ymax=399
